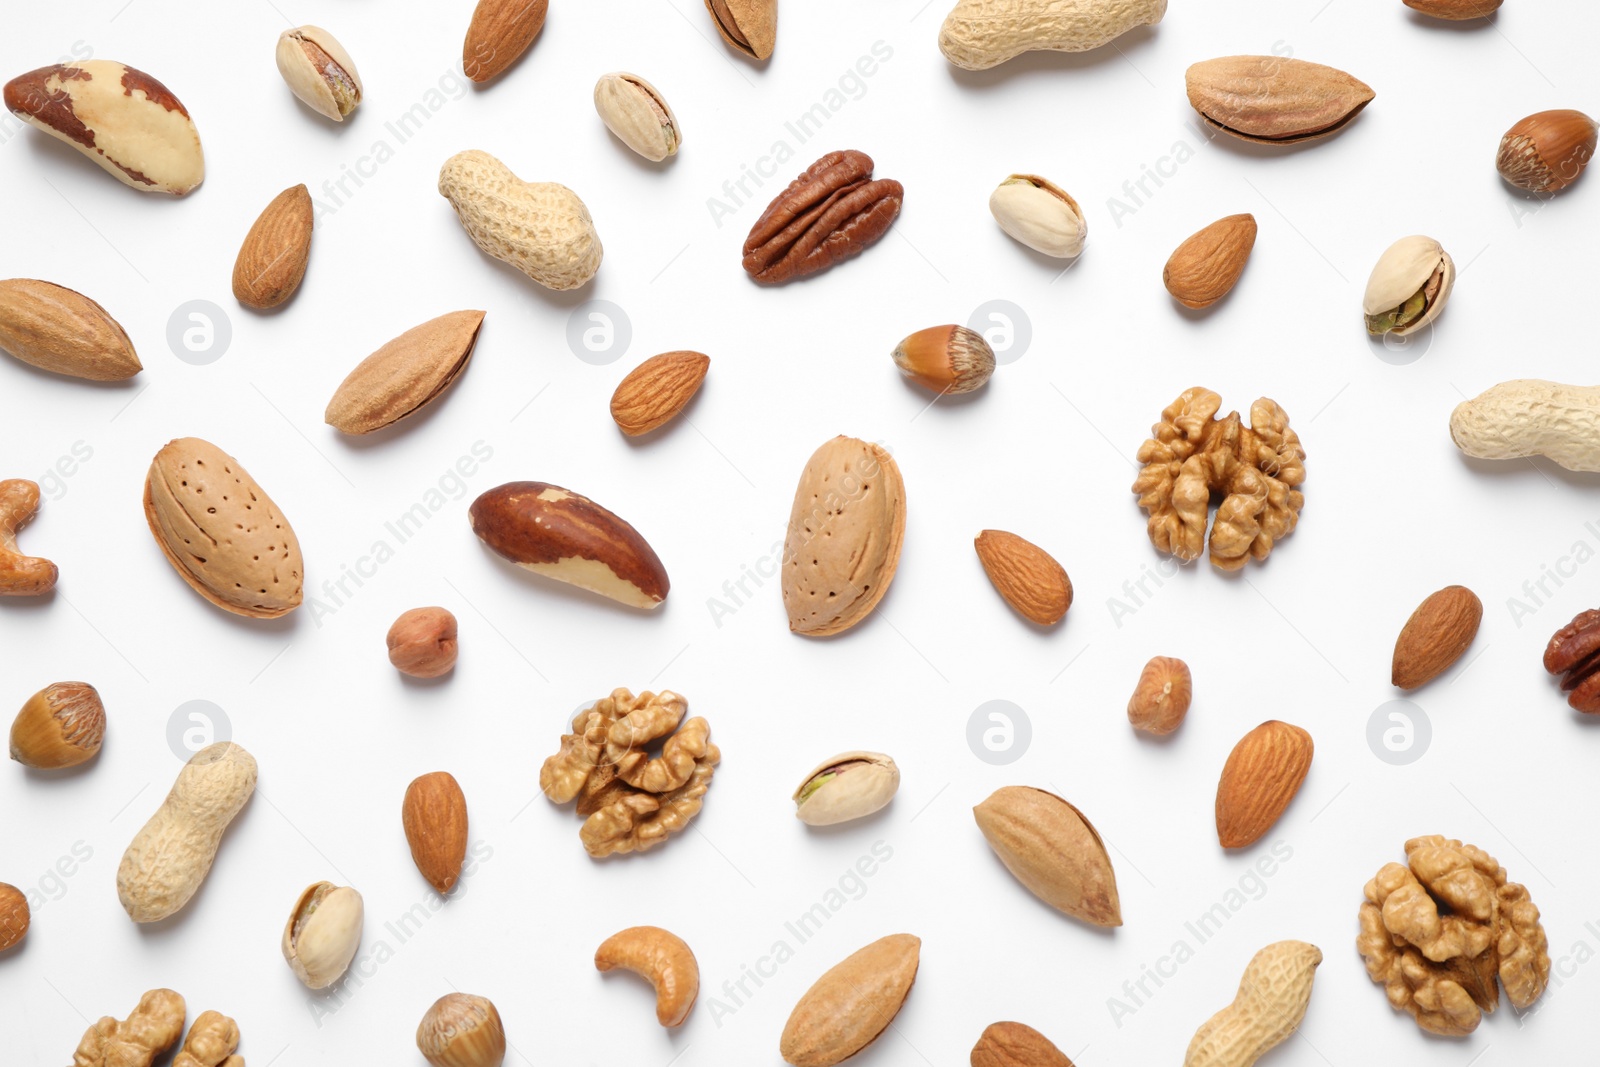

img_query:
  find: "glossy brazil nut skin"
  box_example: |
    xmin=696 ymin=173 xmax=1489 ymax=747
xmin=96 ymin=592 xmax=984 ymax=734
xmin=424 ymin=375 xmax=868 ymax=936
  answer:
xmin=743 ymin=150 xmax=903 ymax=284
xmin=469 ymin=482 xmax=670 ymax=608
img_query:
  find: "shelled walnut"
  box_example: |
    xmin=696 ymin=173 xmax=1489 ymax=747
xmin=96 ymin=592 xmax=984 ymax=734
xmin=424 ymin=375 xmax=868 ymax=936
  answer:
xmin=540 ymin=689 xmax=719 ymax=857
xmin=1357 ymin=835 xmax=1549 ymax=1036
xmin=1131 ymin=388 xmax=1305 ymax=570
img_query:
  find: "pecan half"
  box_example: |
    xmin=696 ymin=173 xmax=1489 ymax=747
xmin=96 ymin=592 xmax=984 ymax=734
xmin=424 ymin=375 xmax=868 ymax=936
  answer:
xmin=1544 ymin=608 xmax=1600 ymax=712
xmin=742 ymin=150 xmax=903 ymax=284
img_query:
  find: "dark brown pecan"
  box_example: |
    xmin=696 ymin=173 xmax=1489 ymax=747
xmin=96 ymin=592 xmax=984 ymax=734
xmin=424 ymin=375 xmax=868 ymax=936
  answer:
xmin=742 ymin=149 xmax=903 ymax=284
xmin=1544 ymin=608 xmax=1600 ymax=712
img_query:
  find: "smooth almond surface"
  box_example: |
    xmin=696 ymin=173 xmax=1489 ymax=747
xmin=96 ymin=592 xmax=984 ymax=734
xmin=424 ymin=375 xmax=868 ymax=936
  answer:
xmin=233 ymin=184 xmax=313 ymax=310
xmin=0 ymin=279 xmax=140 ymax=380
xmin=610 ymin=351 xmax=709 ymax=435
xmin=1163 ymin=214 xmax=1257 ymax=309
xmin=1392 ymin=585 xmax=1482 ymax=689
xmin=1214 ymin=721 xmax=1313 ymax=849
xmin=975 ymin=529 xmax=1072 ymax=625
xmin=1186 ymin=56 xmax=1374 ymax=144
xmin=974 ymin=786 xmax=1121 ymax=926
xmin=780 ymin=933 xmax=920 ymax=1067
xmin=325 ymin=310 xmax=485 ymax=434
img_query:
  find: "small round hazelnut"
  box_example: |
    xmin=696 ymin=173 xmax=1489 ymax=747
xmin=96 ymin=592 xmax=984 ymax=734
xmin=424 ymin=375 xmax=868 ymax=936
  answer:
xmin=387 ymin=607 xmax=458 ymax=678
xmin=0 ymin=883 xmax=29 ymax=952
xmin=417 ymin=992 xmax=505 ymax=1067
xmin=10 ymin=682 xmax=105 ymax=768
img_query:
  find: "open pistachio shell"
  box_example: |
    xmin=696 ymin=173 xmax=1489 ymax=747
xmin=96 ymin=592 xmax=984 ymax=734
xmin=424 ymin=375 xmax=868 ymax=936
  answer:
xmin=794 ymin=751 xmax=899 ymax=826
xmin=1363 ymin=235 xmax=1454 ymax=337
xmin=282 ymin=881 xmax=364 ymax=989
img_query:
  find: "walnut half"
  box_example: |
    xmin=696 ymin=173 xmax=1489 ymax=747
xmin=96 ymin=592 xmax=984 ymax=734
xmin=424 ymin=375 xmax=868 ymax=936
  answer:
xmin=1131 ymin=387 xmax=1305 ymax=570
xmin=1356 ymin=835 xmax=1550 ymax=1036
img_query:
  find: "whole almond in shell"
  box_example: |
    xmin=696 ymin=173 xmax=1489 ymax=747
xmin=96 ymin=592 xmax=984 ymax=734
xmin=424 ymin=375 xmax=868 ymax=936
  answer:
xmin=1186 ymin=56 xmax=1374 ymax=145
xmin=463 ymin=0 xmax=549 ymax=83
xmin=403 ymin=771 xmax=469 ymax=894
xmin=705 ymin=0 xmax=777 ymax=59
xmin=233 ymin=184 xmax=313 ymax=310
xmin=0 ymin=279 xmax=140 ymax=380
xmin=974 ymin=786 xmax=1121 ymax=926
xmin=1214 ymin=721 xmax=1313 ymax=849
xmin=1163 ymin=214 xmax=1257 ymax=309
xmin=1392 ymin=585 xmax=1481 ymax=689
xmin=325 ymin=310 xmax=485 ymax=434
xmin=782 ymin=436 xmax=905 ymax=637
xmin=143 ymin=438 xmax=304 ymax=618
xmin=610 ymin=351 xmax=709 ymax=436
xmin=469 ymin=482 xmax=670 ymax=608
xmin=971 ymin=1022 xmax=1075 ymax=1067
xmin=780 ymin=933 xmax=919 ymax=1067
xmin=975 ymin=530 xmax=1072 ymax=626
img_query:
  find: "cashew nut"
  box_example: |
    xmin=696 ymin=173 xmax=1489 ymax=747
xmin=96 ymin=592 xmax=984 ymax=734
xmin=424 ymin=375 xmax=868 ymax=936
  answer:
xmin=0 ymin=478 xmax=57 ymax=596
xmin=594 ymin=925 xmax=699 ymax=1027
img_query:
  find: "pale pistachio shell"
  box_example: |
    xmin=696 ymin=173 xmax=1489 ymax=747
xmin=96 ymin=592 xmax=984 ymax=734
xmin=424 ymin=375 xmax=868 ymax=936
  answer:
xmin=794 ymin=752 xmax=899 ymax=826
xmin=282 ymin=881 xmax=364 ymax=989
xmin=989 ymin=175 xmax=1086 ymax=258
xmin=276 ymin=26 xmax=363 ymax=121
xmin=594 ymin=73 xmax=680 ymax=162
xmin=1362 ymin=235 xmax=1454 ymax=336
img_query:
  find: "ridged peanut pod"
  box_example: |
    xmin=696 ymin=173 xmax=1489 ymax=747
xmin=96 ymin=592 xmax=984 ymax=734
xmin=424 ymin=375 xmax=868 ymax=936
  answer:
xmin=594 ymin=925 xmax=700 ymax=1027
xmin=939 ymin=0 xmax=1167 ymax=70
xmin=117 ymin=742 xmax=257 ymax=922
xmin=1184 ymin=941 xmax=1322 ymax=1067
xmin=438 ymin=149 xmax=603 ymax=291
xmin=1449 ymin=380 xmax=1600 ymax=472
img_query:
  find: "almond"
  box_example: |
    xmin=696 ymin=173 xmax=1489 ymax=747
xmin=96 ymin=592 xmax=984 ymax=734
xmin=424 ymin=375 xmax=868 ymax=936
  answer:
xmin=973 ymin=786 xmax=1121 ymax=926
xmin=610 ymin=351 xmax=710 ymax=436
xmin=1405 ymin=0 xmax=1502 ymax=18
xmin=463 ymin=0 xmax=548 ymax=83
xmin=782 ymin=436 xmax=906 ymax=637
xmin=1186 ymin=56 xmax=1374 ymax=145
xmin=233 ymin=184 xmax=313 ymax=310
xmin=1391 ymin=585 xmax=1482 ymax=689
xmin=0 ymin=279 xmax=140 ymax=381
xmin=1163 ymin=214 xmax=1257 ymax=309
xmin=971 ymin=1022 xmax=1074 ymax=1067
xmin=143 ymin=438 xmax=304 ymax=618
xmin=469 ymin=482 xmax=670 ymax=608
xmin=780 ymin=934 xmax=919 ymax=1067
xmin=706 ymin=0 xmax=777 ymax=60
xmin=974 ymin=530 xmax=1072 ymax=626
xmin=325 ymin=310 xmax=485 ymax=434
xmin=402 ymin=771 xmax=469 ymax=894
xmin=1214 ymin=721 xmax=1313 ymax=849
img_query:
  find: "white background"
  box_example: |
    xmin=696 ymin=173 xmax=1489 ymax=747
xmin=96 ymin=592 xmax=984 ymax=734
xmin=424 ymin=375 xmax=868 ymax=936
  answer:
xmin=2 ymin=0 xmax=1598 ymax=1063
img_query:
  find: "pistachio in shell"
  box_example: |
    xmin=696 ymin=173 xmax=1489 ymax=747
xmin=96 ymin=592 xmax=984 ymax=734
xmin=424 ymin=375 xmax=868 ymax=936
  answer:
xmin=1363 ymin=235 xmax=1454 ymax=337
xmin=282 ymin=881 xmax=364 ymax=989
xmin=794 ymin=752 xmax=899 ymax=826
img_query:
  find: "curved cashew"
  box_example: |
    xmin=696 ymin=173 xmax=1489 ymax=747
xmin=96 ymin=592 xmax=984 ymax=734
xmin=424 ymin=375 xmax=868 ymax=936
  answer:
xmin=0 ymin=479 xmax=57 ymax=596
xmin=594 ymin=925 xmax=699 ymax=1027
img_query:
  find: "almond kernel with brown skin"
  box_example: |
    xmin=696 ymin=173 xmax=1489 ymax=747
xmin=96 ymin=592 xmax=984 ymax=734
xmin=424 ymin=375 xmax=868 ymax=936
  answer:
xmin=975 ymin=530 xmax=1072 ymax=626
xmin=1164 ymin=214 xmax=1257 ymax=309
xmin=1214 ymin=721 xmax=1313 ymax=849
xmin=1392 ymin=585 xmax=1482 ymax=689
xmin=0 ymin=279 xmax=140 ymax=381
xmin=1186 ymin=56 xmax=1374 ymax=145
xmin=780 ymin=934 xmax=919 ymax=1067
xmin=0 ymin=883 xmax=29 ymax=951
xmin=233 ymin=184 xmax=313 ymax=310
xmin=892 ymin=325 xmax=995 ymax=394
xmin=10 ymin=681 xmax=105 ymax=768
xmin=325 ymin=310 xmax=485 ymax=435
xmin=610 ymin=351 xmax=709 ymax=436
xmin=1127 ymin=657 xmax=1191 ymax=735
xmin=463 ymin=0 xmax=548 ymax=84
xmin=972 ymin=1022 xmax=1075 ymax=1067
xmin=1405 ymin=0 xmax=1501 ymax=17
xmin=974 ymin=786 xmax=1121 ymax=926
xmin=403 ymin=771 xmax=468 ymax=894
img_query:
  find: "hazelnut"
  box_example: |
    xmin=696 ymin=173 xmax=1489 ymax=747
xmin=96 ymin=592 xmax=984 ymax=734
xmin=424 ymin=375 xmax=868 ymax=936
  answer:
xmin=1127 ymin=656 xmax=1192 ymax=735
xmin=0 ymin=883 xmax=28 ymax=952
xmin=387 ymin=607 xmax=458 ymax=678
xmin=10 ymin=682 xmax=105 ymax=768
xmin=417 ymin=993 xmax=506 ymax=1067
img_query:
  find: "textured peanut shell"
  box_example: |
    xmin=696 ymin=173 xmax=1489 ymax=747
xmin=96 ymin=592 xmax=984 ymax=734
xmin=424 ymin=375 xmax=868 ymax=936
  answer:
xmin=1450 ymin=380 xmax=1600 ymax=472
xmin=939 ymin=0 xmax=1168 ymax=70
xmin=974 ymin=786 xmax=1121 ymax=925
xmin=3 ymin=60 xmax=203 ymax=194
xmin=780 ymin=934 xmax=920 ymax=1067
xmin=781 ymin=436 xmax=905 ymax=637
xmin=0 ymin=279 xmax=140 ymax=380
xmin=117 ymin=742 xmax=257 ymax=922
xmin=144 ymin=437 xmax=304 ymax=617
xmin=1184 ymin=941 xmax=1321 ymax=1067
xmin=325 ymin=310 xmax=485 ymax=434
xmin=438 ymin=149 xmax=602 ymax=291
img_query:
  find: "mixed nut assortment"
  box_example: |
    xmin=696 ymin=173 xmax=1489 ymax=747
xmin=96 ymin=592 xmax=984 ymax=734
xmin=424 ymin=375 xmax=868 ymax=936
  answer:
xmin=0 ymin=0 xmax=1593 ymax=1061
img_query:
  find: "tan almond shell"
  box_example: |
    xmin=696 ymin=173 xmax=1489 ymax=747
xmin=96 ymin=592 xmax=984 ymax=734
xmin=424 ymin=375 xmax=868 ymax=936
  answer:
xmin=610 ymin=351 xmax=709 ymax=435
xmin=325 ymin=310 xmax=485 ymax=434
xmin=1185 ymin=56 xmax=1374 ymax=145
xmin=705 ymin=0 xmax=777 ymax=59
xmin=463 ymin=0 xmax=549 ymax=83
xmin=780 ymin=933 xmax=920 ymax=1067
xmin=233 ymin=184 xmax=314 ymax=310
xmin=974 ymin=786 xmax=1122 ymax=926
xmin=0 ymin=279 xmax=140 ymax=380
xmin=1214 ymin=721 xmax=1313 ymax=849
xmin=781 ymin=436 xmax=906 ymax=637
xmin=143 ymin=437 xmax=304 ymax=618
xmin=1163 ymin=214 xmax=1257 ymax=309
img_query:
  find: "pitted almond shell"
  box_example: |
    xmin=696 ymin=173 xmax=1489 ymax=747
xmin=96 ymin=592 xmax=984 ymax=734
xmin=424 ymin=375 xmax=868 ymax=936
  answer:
xmin=1186 ymin=56 xmax=1374 ymax=144
xmin=0 ymin=279 xmax=140 ymax=380
xmin=780 ymin=933 xmax=920 ymax=1067
xmin=974 ymin=786 xmax=1121 ymax=926
xmin=143 ymin=438 xmax=304 ymax=618
xmin=325 ymin=310 xmax=485 ymax=434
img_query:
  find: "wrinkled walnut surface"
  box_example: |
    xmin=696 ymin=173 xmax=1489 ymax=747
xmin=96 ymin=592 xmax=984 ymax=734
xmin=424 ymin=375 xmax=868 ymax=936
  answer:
xmin=1357 ymin=835 xmax=1549 ymax=1036
xmin=1132 ymin=388 xmax=1305 ymax=570
xmin=540 ymin=689 xmax=718 ymax=857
